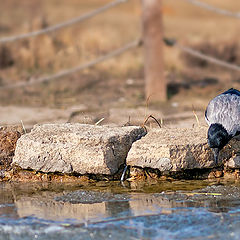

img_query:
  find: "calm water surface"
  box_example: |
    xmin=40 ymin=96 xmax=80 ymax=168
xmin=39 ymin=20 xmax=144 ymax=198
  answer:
xmin=0 ymin=180 xmax=240 ymax=239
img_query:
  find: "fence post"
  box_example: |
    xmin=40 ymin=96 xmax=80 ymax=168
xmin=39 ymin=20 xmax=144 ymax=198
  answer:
xmin=142 ymin=0 xmax=166 ymax=102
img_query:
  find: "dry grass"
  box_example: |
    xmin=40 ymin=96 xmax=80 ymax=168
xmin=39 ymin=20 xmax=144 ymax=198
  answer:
xmin=0 ymin=0 xmax=240 ymax=109
xmin=0 ymin=0 xmax=141 ymax=77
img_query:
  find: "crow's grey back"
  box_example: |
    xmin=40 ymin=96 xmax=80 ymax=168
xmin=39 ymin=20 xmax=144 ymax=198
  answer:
xmin=205 ymin=93 xmax=240 ymax=136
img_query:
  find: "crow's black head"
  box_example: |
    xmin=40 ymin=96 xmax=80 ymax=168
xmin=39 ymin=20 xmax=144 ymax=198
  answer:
xmin=207 ymin=123 xmax=231 ymax=164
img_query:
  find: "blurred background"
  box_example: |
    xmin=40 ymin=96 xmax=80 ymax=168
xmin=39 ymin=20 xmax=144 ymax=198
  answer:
xmin=0 ymin=0 xmax=240 ymax=128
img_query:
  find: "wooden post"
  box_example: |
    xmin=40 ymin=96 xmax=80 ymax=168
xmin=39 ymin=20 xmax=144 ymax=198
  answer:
xmin=142 ymin=0 xmax=166 ymax=102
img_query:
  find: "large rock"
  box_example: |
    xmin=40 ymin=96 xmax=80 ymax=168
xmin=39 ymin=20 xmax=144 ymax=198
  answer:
xmin=13 ymin=123 xmax=146 ymax=175
xmin=126 ymin=127 xmax=238 ymax=171
xmin=0 ymin=126 xmax=22 ymax=170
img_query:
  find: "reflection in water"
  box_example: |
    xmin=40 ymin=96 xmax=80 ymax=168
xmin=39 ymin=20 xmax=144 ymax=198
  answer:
xmin=1 ymin=181 xmax=240 ymax=221
xmin=105 ymin=201 xmax=132 ymax=219
xmin=0 ymin=184 xmax=18 ymax=219
xmin=0 ymin=181 xmax=240 ymax=239
xmin=15 ymin=197 xmax=107 ymax=222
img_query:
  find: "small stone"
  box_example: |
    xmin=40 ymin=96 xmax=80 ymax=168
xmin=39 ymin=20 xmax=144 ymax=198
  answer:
xmin=214 ymin=170 xmax=223 ymax=178
xmin=208 ymin=171 xmax=216 ymax=179
xmin=0 ymin=170 xmax=5 ymax=178
xmin=234 ymin=169 xmax=240 ymax=179
xmin=129 ymin=167 xmax=145 ymax=180
xmin=225 ymin=156 xmax=240 ymax=168
xmin=208 ymin=169 xmax=223 ymax=179
xmin=223 ymin=171 xmax=235 ymax=180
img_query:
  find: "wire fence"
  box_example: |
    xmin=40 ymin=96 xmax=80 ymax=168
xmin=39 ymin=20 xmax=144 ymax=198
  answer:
xmin=163 ymin=38 xmax=240 ymax=72
xmin=0 ymin=0 xmax=128 ymax=43
xmin=0 ymin=0 xmax=240 ymax=90
xmin=176 ymin=44 xmax=240 ymax=72
xmin=182 ymin=0 xmax=240 ymax=18
xmin=0 ymin=39 xmax=141 ymax=89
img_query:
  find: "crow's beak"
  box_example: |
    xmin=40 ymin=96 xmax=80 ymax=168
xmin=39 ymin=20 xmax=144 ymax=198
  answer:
xmin=212 ymin=148 xmax=220 ymax=165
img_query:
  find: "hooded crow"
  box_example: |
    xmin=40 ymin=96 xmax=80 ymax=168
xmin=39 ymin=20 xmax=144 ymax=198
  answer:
xmin=205 ymin=88 xmax=240 ymax=165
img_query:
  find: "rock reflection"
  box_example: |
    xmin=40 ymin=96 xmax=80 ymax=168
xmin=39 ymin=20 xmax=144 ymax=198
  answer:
xmin=14 ymin=190 xmax=235 ymax=222
xmin=0 ymin=183 xmax=18 ymax=219
xmin=1 ymin=182 xmax=240 ymax=240
xmin=105 ymin=201 xmax=132 ymax=218
xmin=15 ymin=197 xmax=106 ymax=222
xmin=1 ymin=181 xmax=240 ymax=224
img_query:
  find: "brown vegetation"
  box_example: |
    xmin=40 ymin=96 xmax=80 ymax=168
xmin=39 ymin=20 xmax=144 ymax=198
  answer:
xmin=0 ymin=0 xmax=240 ymax=116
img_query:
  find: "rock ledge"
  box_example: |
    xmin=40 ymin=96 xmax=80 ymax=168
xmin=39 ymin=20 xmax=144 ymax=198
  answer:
xmin=13 ymin=123 xmax=146 ymax=175
xmin=126 ymin=127 xmax=239 ymax=172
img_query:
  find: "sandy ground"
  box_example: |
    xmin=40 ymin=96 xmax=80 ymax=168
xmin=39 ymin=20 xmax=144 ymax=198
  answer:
xmin=0 ymin=0 xmax=239 ymax=130
xmin=0 ymin=104 xmax=206 ymax=131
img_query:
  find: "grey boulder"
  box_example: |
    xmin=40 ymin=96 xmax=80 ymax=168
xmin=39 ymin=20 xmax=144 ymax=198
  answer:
xmin=12 ymin=123 xmax=146 ymax=175
xmin=126 ymin=127 xmax=237 ymax=171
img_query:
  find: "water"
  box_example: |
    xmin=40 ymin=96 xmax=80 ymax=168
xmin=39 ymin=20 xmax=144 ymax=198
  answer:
xmin=1 ymin=180 xmax=240 ymax=239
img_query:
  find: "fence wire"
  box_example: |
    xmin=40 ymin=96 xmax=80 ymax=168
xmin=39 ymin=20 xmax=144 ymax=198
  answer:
xmin=176 ymin=43 xmax=240 ymax=71
xmin=0 ymin=0 xmax=240 ymax=90
xmin=0 ymin=0 xmax=128 ymax=43
xmin=0 ymin=39 xmax=141 ymax=89
xmin=182 ymin=0 xmax=240 ymax=18
xmin=164 ymin=38 xmax=240 ymax=72
xmin=2 ymin=37 xmax=240 ymax=90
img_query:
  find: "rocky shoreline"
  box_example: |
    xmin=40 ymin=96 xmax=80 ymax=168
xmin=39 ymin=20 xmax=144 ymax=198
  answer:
xmin=1 ymin=123 xmax=240 ymax=182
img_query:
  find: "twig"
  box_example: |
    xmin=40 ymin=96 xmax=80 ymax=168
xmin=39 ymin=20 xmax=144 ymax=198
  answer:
xmin=192 ymin=105 xmax=200 ymax=127
xmin=183 ymin=192 xmax=222 ymax=196
xmin=122 ymin=116 xmax=131 ymax=126
xmin=121 ymin=165 xmax=129 ymax=181
xmin=95 ymin=118 xmax=105 ymax=126
xmin=142 ymin=115 xmax=162 ymax=129
xmin=20 ymin=120 xmax=27 ymax=134
xmin=144 ymin=95 xmax=152 ymax=119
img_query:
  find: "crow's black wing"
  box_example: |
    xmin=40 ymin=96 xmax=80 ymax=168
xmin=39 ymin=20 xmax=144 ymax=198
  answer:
xmin=222 ymin=88 xmax=240 ymax=96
